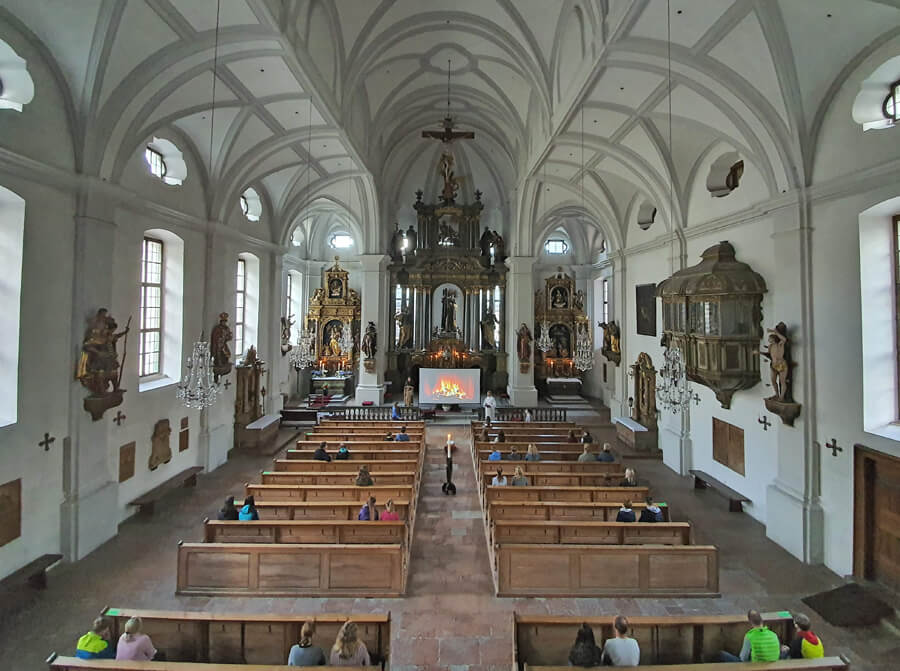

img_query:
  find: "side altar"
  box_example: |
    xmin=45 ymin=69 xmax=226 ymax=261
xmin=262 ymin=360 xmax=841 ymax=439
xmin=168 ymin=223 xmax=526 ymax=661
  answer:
xmin=303 ymin=257 xmax=360 ymax=381
xmin=534 ymin=267 xmax=590 ymax=396
xmin=385 ymin=152 xmax=508 ymax=395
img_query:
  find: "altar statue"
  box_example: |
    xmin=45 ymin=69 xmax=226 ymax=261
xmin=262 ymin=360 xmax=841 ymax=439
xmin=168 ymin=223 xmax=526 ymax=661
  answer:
xmin=394 ymin=307 xmax=413 ymax=349
xmin=280 ymin=315 xmax=294 ymax=355
xmin=404 ymin=377 xmax=415 ymax=407
xmin=77 ymin=309 xmax=130 ymax=396
xmin=405 ymin=225 xmax=417 ymax=255
xmin=388 ymin=222 xmax=403 ymax=260
xmin=361 ymin=321 xmax=378 ymax=359
xmin=480 ymin=308 xmax=498 ymax=350
xmin=329 ymin=325 xmax=342 ymax=356
xmin=210 ymin=312 xmax=234 ymax=381
xmin=440 ymin=288 xmax=458 ymax=333
xmin=438 ymin=152 xmax=459 ymax=203
xmin=516 ymin=323 xmax=533 ymax=363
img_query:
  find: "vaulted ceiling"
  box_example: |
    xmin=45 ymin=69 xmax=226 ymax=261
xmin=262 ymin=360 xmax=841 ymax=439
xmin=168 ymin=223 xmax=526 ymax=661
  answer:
xmin=3 ymin=0 xmax=898 ymax=255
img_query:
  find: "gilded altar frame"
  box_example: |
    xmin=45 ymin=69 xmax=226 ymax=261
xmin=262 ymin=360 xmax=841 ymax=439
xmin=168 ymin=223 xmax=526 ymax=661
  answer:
xmin=534 ymin=268 xmax=589 ymax=383
xmin=305 ymin=257 xmax=361 ymax=373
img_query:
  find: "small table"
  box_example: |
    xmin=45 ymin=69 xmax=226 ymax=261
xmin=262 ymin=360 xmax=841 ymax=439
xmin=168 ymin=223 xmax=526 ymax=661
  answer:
xmin=243 ymin=413 xmax=281 ymax=453
xmin=613 ymin=416 xmax=658 ymax=451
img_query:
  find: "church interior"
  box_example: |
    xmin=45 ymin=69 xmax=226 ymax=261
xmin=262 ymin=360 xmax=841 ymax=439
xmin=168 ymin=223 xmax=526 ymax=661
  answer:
xmin=1 ymin=1 xmax=899 ymax=670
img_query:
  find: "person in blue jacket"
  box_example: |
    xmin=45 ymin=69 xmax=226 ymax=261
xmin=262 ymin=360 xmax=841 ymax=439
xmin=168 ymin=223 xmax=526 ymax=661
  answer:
xmin=239 ymin=495 xmax=259 ymax=520
xmin=488 ymin=448 xmax=502 ymax=461
xmin=76 ymin=617 xmax=116 ymax=659
xmin=391 ymin=402 xmax=401 ymax=420
xmin=395 ymin=426 xmax=410 ymax=441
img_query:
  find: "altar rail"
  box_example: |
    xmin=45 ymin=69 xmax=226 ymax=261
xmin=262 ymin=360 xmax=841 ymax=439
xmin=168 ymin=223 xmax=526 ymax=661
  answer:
xmin=477 ymin=407 xmax=567 ymax=422
xmin=326 ymin=406 xmax=422 ymax=421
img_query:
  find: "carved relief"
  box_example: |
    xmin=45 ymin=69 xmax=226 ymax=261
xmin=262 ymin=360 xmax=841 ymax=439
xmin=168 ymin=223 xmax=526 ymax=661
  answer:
xmin=0 ymin=478 xmax=22 ymax=548
xmin=149 ymin=419 xmax=172 ymax=471
xmin=119 ymin=442 xmax=136 ymax=483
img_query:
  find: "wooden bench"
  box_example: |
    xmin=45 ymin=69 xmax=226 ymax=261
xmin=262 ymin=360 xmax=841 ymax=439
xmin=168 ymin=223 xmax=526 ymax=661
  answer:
xmin=485 ymin=485 xmax=650 ymax=505
xmin=204 ymin=519 xmax=406 ymax=545
xmin=470 ymin=420 xmax=576 ymax=428
xmin=88 ymin=607 xmax=390 ymax=666
xmin=481 ymin=471 xmax=626 ymax=489
xmin=475 ymin=441 xmax=607 ymax=450
xmin=280 ymin=407 xmax=318 ymax=424
xmin=690 ymin=469 xmax=751 ymax=512
xmin=261 ymin=471 xmax=416 ymax=486
xmin=177 ymin=542 xmax=405 ymax=597
xmin=489 ymin=500 xmax=670 ymax=522
xmin=240 ymin=413 xmax=281 ymax=453
xmin=253 ymin=499 xmax=411 ymax=520
xmin=1 ymin=553 xmax=63 ymax=616
xmin=478 ymin=460 xmax=623 ymax=474
xmin=494 ymin=543 xmax=718 ymax=597
xmin=513 ymin=612 xmax=835 ymax=667
xmin=49 ymin=660 xmax=379 ymax=671
xmin=128 ymin=466 xmax=203 ymax=515
xmin=492 ymin=520 xmax=691 ymax=546
xmin=523 ymin=660 xmax=848 ymax=671
xmin=273 ymin=458 xmax=419 ymax=472
xmin=287 ymin=449 xmax=421 ymax=461
xmin=296 ymin=439 xmax=423 ymax=449
xmin=478 ymin=449 xmax=612 ymax=462
xmin=245 ymin=483 xmax=413 ymax=502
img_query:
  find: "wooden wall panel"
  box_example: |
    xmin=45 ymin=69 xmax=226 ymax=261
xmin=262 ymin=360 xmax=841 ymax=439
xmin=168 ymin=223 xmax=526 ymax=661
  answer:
xmin=0 ymin=478 xmax=21 ymax=547
xmin=713 ymin=417 xmax=745 ymax=475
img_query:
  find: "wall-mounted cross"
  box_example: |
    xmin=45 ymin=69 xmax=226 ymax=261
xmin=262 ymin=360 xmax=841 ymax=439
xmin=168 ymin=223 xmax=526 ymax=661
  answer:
xmin=113 ymin=410 xmax=127 ymax=426
xmin=758 ymin=416 xmax=771 ymax=431
xmin=692 ymin=393 xmax=701 ymax=406
xmin=39 ymin=432 xmax=55 ymax=452
xmin=223 ymin=378 xmax=232 ymax=389
xmin=824 ymin=438 xmax=842 ymax=457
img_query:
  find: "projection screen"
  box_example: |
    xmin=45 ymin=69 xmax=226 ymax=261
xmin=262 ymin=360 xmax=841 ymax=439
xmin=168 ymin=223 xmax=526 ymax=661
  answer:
xmin=418 ymin=368 xmax=481 ymax=405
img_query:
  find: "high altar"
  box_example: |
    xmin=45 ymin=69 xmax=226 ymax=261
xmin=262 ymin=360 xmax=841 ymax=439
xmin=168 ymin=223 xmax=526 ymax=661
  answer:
xmin=386 ymin=153 xmax=508 ymax=394
xmin=304 ymin=258 xmax=360 ymax=391
xmin=534 ymin=268 xmax=590 ymax=396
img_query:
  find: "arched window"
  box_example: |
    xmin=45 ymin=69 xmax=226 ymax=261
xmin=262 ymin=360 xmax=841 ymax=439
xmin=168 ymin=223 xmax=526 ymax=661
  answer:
xmin=144 ymin=147 xmax=166 ymax=179
xmin=240 ymin=187 xmax=262 ymax=222
xmin=0 ymin=185 xmax=24 ymax=426
xmin=139 ymin=229 xmax=184 ymax=392
xmin=144 ymin=137 xmax=187 ymax=185
xmin=235 ymin=253 xmax=260 ymax=357
xmin=637 ymin=202 xmax=657 ymax=230
xmin=286 ymin=270 xmax=302 ymax=321
xmin=545 ymin=239 xmax=569 ymax=255
xmin=883 ymin=79 xmax=899 ymax=123
xmin=329 ymin=233 xmax=354 ymax=249
xmin=853 ymin=57 xmax=900 ymax=131
xmin=0 ymin=40 xmax=34 ymax=112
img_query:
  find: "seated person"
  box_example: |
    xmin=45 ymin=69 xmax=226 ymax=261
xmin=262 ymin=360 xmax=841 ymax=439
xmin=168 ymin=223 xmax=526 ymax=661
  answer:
xmin=616 ymin=499 xmax=636 ymax=522
xmin=567 ymin=429 xmax=579 ymax=443
xmin=506 ymin=445 xmax=523 ymax=460
xmin=525 ymin=444 xmax=541 ymax=461
xmin=217 ymin=495 xmax=239 ymax=520
xmin=383 ymin=432 xmax=395 ymax=441
xmin=239 ymin=495 xmax=259 ymax=520
xmin=511 ymin=466 xmax=530 ymax=487
xmin=785 ymin=612 xmax=824 ymax=659
xmin=355 ymin=466 xmax=374 ymax=487
xmin=289 ymin=620 xmax=326 ymax=666
xmin=601 ymin=615 xmax=640 ymax=667
xmin=76 ymin=617 xmax=116 ymax=659
xmin=493 ymin=430 xmax=506 ymax=443
xmin=479 ymin=428 xmax=490 ymax=442
xmin=620 ymin=468 xmax=638 ymax=487
xmin=524 ymin=409 xmax=534 ymax=423
xmin=638 ymin=496 xmax=663 ymax=522
xmin=488 ymin=448 xmax=502 ymax=461
xmin=313 ymin=442 xmax=331 ymax=462
xmin=567 ymin=622 xmax=600 ymax=667
xmin=391 ymin=402 xmax=401 ymax=420
xmin=358 ymin=496 xmax=380 ymax=521
xmin=395 ymin=426 xmax=410 ymax=441
xmin=577 ymin=445 xmax=595 ymax=462
xmin=380 ymin=499 xmax=400 ymax=521
xmin=330 ymin=621 xmax=371 ymax=666
xmin=596 ymin=443 xmax=615 ymax=462
xmin=491 ymin=468 xmax=508 ymax=486
xmin=580 ymin=429 xmax=593 ymax=444
xmin=116 ymin=617 xmax=158 ymax=661
xmin=335 ymin=443 xmax=351 ymax=459
xmin=483 ymin=417 xmax=492 ymax=428
xmin=718 ymin=609 xmax=781 ymax=662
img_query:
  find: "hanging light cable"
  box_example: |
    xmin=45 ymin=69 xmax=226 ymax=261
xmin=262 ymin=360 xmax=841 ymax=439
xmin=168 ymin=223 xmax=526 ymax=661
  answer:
xmin=574 ymin=105 xmax=593 ymax=372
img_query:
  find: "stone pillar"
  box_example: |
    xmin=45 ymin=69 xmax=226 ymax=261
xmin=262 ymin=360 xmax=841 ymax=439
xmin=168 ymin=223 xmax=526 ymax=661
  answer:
xmin=505 ymin=256 xmax=538 ymax=406
xmin=610 ymin=251 xmax=629 ymax=417
xmin=270 ymin=251 xmax=287 ymax=413
xmin=355 ymin=254 xmax=390 ymax=405
xmin=61 ymin=204 xmax=121 ymax=562
xmin=765 ymin=205 xmax=824 ymax=564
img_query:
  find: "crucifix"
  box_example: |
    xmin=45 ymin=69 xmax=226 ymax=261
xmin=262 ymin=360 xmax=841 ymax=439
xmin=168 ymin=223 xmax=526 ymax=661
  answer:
xmin=223 ymin=378 xmax=232 ymax=389
xmin=113 ymin=410 xmax=127 ymax=426
xmin=421 ymin=60 xmax=475 ymax=144
xmin=39 ymin=432 xmax=55 ymax=452
xmin=824 ymin=438 xmax=842 ymax=457
xmin=757 ymin=416 xmax=771 ymax=431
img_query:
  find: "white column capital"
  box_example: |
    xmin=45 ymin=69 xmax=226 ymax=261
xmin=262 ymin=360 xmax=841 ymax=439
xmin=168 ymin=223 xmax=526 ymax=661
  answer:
xmin=357 ymin=253 xmax=390 ymax=273
xmin=505 ymin=255 xmax=537 ymax=274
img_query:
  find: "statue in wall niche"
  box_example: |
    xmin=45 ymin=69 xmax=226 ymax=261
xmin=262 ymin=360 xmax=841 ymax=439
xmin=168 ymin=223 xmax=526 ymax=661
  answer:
xmin=361 ymin=321 xmax=378 ymax=359
xmin=481 ymin=308 xmax=499 ymax=350
xmin=280 ymin=315 xmax=294 ymax=356
xmin=440 ymin=288 xmax=458 ymax=333
xmin=76 ymin=308 xmax=131 ymax=420
xmin=573 ymin=290 xmax=585 ymax=311
xmin=761 ymin=321 xmax=801 ymax=426
xmin=210 ymin=312 xmax=233 ymax=382
xmin=598 ymin=321 xmax=621 ymax=365
xmin=405 ymin=225 xmax=417 ymax=255
xmin=516 ymin=323 xmax=533 ymax=363
xmin=551 ymin=287 xmax=568 ymax=309
xmin=394 ymin=307 xmax=413 ymax=349
xmin=388 ymin=222 xmax=403 ymax=261
xmin=329 ymin=325 xmax=343 ymax=356
xmin=149 ymin=418 xmax=172 ymax=471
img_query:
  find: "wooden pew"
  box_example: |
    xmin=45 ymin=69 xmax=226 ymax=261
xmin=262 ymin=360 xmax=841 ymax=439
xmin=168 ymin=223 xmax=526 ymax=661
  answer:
xmin=94 ymin=607 xmax=390 ymax=665
xmin=245 ymin=483 xmax=412 ymax=502
xmin=273 ymin=458 xmax=419 ymax=472
xmin=485 ymin=485 xmax=649 ymax=504
xmin=287 ymin=449 xmax=420 ymax=461
xmin=513 ymin=612 xmax=816 ymax=666
xmin=478 ymin=449 xmax=614 ymax=462
xmin=489 ymin=500 xmax=670 ymax=522
xmin=49 ymin=661 xmax=378 ymax=671
xmin=470 ymin=420 xmax=576 ymax=428
xmin=301 ymin=431 xmax=424 ymax=440
xmin=523 ymin=661 xmax=849 ymax=671
xmin=475 ymin=441 xmax=605 ymax=451
xmin=495 ymin=543 xmax=718 ymax=597
xmin=478 ymin=460 xmax=623 ymax=474
xmin=492 ymin=520 xmax=691 ymax=545
xmin=204 ymin=519 xmax=406 ymax=545
xmin=253 ymin=499 xmax=410 ymax=520
xmin=177 ymin=542 xmax=405 ymax=597
xmin=261 ymin=471 xmax=416 ymax=486
xmin=295 ymin=439 xmax=423 ymax=449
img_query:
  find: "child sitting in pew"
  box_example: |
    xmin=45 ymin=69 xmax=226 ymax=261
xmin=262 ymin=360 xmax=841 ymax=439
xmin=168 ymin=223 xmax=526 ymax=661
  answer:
xmin=620 ymin=468 xmax=638 ymax=487
xmin=525 ymin=444 xmax=541 ymax=461
xmin=217 ymin=495 xmax=239 ymax=520
xmin=355 ymin=466 xmax=375 ymax=486
xmin=638 ymin=496 xmax=663 ymax=522
xmin=330 ymin=621 xmax=371 ymax=666
xmin=288 ymin=620 xmax=326 ymax=666
xmin=358 ymin=496 xmax=379 ymax=521
xmin=567 ymin=622 xmax=600 ymax=666
xmin=596 ymin=443 xmax=615 ymax=462
xmin=116 ymin=617 xmax=160 ymax=661
xmin=511 ymin=466 xmax=530 ymax=487
xmin=488 ymin=448 xmax=502 ymax=461
xmin=380 ymin=499 xmax=400 ymax=521
xmin=491 ymin=468 xmax=508 ymax=486
xmin=239 ymin=495 xmax=259 ymax=521
xmin=76 ymin=617 xmax=116 ymax=659
xmin=336 ymin=443 xmax=351 ymax=459
xmin=616 ymin=499 xmax=636 ymax=522
xmin=314 ymin=442 xmax=331 ymax=462
xmin=600 ymin=615 xmax=640 ymax=666
xmin=506 ymin=445 xmax=523 ymax=460
xmin=577 ymin=445 xmax=595 ymax=462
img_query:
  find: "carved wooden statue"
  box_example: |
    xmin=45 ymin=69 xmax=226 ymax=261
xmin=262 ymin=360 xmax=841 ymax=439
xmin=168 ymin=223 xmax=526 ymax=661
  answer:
xmin=630 ymin=353 xmax=658 ymax=430
xmin=280 ymin=315 xmax=294 ymax=356
xmin=149 ymin=418 xmax=172 ymax=471
xmin=210 ymin=312 xmax=233 ymax=382
xmin=761 ymin=321 xmax=801 ymax=426
xmin=361 ymin=321 xmax=377 ymax=359
xmin=480 ymin=308 xmax=498 ymax=349
xmin=394 ymin=308 xmax=413 ymax=349
xmin=598 ymin=320 xmax=621 ymax=365
xmin=516 ymin=323 xmax=533 ymax=363
xmin=76 ymin=308 xmax=130 ymax=420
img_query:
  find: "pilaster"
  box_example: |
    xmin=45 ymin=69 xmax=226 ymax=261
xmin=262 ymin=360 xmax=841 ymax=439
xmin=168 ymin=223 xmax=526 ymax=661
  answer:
xmin=505 ymin=256 xmax=538 ymax=406
xmin=355 ymin=254 xmax=390 ymax=405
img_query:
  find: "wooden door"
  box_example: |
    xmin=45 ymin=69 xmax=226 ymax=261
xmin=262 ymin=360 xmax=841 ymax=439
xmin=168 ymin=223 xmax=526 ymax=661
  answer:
xmin=854 ymin=445 xmax=900 ymax=590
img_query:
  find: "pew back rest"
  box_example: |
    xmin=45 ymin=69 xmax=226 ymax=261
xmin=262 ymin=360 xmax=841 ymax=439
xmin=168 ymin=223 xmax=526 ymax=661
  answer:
xmin=522 ymin=662 xmax=848 ymax=671
xmin=49 ymin=657 xmax=380 ymax=670
xmin=100 ymin=608 xmax=390 ymax=666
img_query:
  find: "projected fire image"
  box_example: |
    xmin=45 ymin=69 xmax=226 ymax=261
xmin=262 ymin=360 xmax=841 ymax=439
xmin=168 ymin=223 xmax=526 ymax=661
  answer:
xmin=419 ymin=368 xmax=480 ymax=404
xmin=433 ymin=378 xmax=470 ymax=400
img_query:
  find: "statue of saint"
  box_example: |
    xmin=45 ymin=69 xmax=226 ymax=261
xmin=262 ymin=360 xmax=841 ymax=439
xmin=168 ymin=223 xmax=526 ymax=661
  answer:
xmin=440 ymin=288 xmax=458 ymax=333
xmin=76 ymin=309 xmax=130 ymax=396
xmin=609 ymin=321 xmax=620 ymax=353
xmin=403 ymin=377 xmax=415 ymax=407
xmin=394 ymin=308 xmax=413 ymax=349
xmin=280 ymin=315 xmax=294 ymax=355
xmin=388 ymin=222 xmax=403 ymax=260
xmin=480 ymin=309 xmax=498 ymax=350
xmin=479 ymin=228 xmax=495 ymax=257
xmin=210 ymin=312 xmax=234 ymax=381
xmin=573 ymin=290 xmax=585 ymax=311
xmin=761 ymin=322 xmax=790 ymax=400
xmin=329 ymin=325 xmax=342 ymax=356
xmin=492 ymin=230 xmax=505 ymax=261
xmin=551 ymin=287 xmax=567 ymax=309
xmin=361 ymin=321 xmax=378 ymax=359
xmin=438 ymin=152 xmax=459 ymax=203
xmin=405 ymin=225 xmax=417 ymax=255
xmin=516 ymin=323 xmax=533 ymax=363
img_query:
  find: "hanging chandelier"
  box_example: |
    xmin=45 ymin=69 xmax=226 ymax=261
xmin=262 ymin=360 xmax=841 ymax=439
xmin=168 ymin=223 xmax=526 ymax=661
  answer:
xmin=656 ymin=342 xmax=692 ymax=413
xmin=289 ymin=328 xmax=315 ymax=369
xmin=536 ymin=320 xmax=552 ymax=352
xmin=573 ymin=324 xmax=593 ymax=372
xmin=176 ymin=339 xmax=219 ymax=409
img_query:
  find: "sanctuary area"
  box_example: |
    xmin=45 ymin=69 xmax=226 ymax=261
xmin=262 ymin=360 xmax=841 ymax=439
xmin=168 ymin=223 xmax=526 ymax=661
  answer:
xmin=0 ymin=2 xmax=898 ymax=671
